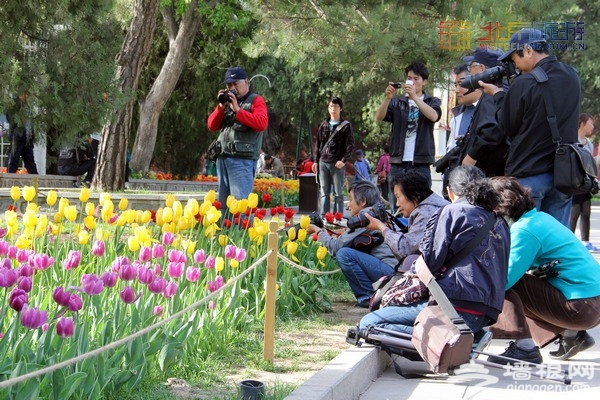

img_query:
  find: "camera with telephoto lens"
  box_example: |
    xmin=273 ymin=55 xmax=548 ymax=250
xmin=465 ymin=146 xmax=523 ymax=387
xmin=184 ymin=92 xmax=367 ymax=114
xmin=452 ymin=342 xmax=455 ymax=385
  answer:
xmin=346 ymin=202 xmax=389 ymax=230
xmin=460 ymin=60 xmax=519 ymax=92
xmin=218 ymin=89 xmax=237 ymax=104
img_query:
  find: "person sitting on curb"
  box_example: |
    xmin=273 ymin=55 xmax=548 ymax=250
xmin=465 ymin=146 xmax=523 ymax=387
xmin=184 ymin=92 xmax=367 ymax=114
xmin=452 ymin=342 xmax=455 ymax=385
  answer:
xmin=487 ymin=177 xmax=600 ymax=365
xmin=305 ymin=180 xmax=397 ymax=308
xmin=57 ymin=133 xmax=99 ymax=187
xmin=257 ymin=154 xmax=284 ymax=178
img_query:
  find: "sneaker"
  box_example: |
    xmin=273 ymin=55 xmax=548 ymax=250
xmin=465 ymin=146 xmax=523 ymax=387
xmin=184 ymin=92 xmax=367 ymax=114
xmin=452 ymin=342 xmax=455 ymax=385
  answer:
xmin=585 ymin=242 xmax=600 ymax=252
xmin=549 ymin=330 xmax=595 ymax=360
xmin=486 ymin=341 xmax=543 ymax=365
xmin=355 ymin=299 xmax=370 ymax=309
xmin=471 ymin=330 xmax=493 ymax=358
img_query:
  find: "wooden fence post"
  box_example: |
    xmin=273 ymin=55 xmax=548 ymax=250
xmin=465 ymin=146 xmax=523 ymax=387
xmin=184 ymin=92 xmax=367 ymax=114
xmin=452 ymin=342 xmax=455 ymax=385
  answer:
xmin=263 ymin=220 xmax=279 ymax=361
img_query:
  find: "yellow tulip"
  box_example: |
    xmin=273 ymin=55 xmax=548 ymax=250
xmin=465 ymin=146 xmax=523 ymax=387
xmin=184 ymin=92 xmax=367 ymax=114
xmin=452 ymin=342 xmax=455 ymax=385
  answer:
xmin=46 ymin=190 xmax=58 ymax=206
xmin=128 ymin=236 xmax=140 ymax=252
xmin=181 ymin=239 xmax=197 ymax=254
xmin=287 ymin=227 xmax=297 ymax=241
xmin=205 ymin=206 xmax=221 ymax=224
xmin=22 ymin=186 xmax=36 ymax=202
xmin=230 ymin=259 xmax=239 ymax=269
xmin=99 ymin=192 xmax=111 ymax=205
xmin=118 ymin=197 xmax=128 ymax=211
xmin=123 ymin=209 xmax=135 ymax=224
xmin=177 ymin=218 xmax=188 ymax=232
xmin=215 ymin=256 xmax=225 ymax=272
xmin=218 ymin=234 xmax=228 ymax=247
xmin=185 ymin=198 xmax=199 ymax=217
xmin=316 ymin=246 xmax=328 ymax=261
xmin=78 ymin=229 xmax=89 ymax=245
xmin=95 ymin=228 xmax=109 ymax=241
xmin=299 ymin=215 xmax=311 ymax=230
xmin=53 ymin=212 xmax=63 ymax=224
xmin=79 ymin=187 xmax=91 ymax=203
xmin=297 ymin=229 xmax=307 ymax=242
xmin=64 ymin=205 xmax=78 ymax=222
xmin=49 ymin=223 xmax=60 ymax=236
xmin=36 ymin=214 xmax=48 ymax=232
xmin=10 ymin=186 xmax=20 ymax=201
xmin=58 ymin=197 xmax=69 ymax=215
xmin=172 ymin=201 xmax=183 ymax=219
xmin=155 ymin=207 xmax=164 ymax=226
xmin=247 ymin=193 xmax=258 ymax=209
xmin=162 ymin=207 xmax=173 ymax=223
xmin=116 ymin=214 xmax=127 ymax=227
xmin=84 ymin=215 xmax=96 ymax=230
xmin=204 ymin=223 xmax=219 ymax=238
xmin=238 ymin=199 xmax=249 ymax=214
xmin=134 ymin=226 xmax=153 ymax=247
xmin=205 ymin=190 xmax=216 ymax=203
xmin=228 ymin=199 xmax=239 ymax=215
xmin=199 ymin=201 xmax=212 ymax=217
xmin=85 ymin=202 xmax=96 ymax=216
xmin=286 ymin=241 xmax=298 ymax=255
xmin=6 ymin=224 xmax=18 ymax=238
xmin=101 ymin=200 xmax=114 ymax=222
xmin=165 ymin=194 xmax=176 ymax=208
xmin=139 ymin=210 xmax=152 ymax=224
xmin=5 ymin=210 xmax=18 ymax=226
xmin=15 ymin=236 xmax=32 ymax=249
xmin=22 ymin=210 xmax=38 ymax=228
xmin=26 ymin=203 xmax=38 ymax=213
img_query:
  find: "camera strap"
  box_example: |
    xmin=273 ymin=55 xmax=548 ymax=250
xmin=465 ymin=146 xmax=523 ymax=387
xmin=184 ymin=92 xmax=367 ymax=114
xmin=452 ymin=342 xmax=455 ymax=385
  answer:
xmin=530 ymin=67 xmax=562 ymax=145
xmin=321 ymin=120 xmax=350 ymax=153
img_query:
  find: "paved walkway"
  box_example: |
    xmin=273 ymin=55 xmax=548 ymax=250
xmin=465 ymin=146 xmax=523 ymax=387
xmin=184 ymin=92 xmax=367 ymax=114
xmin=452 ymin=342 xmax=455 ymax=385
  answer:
xmin=287 ymin=193 xmax=600 ymax=399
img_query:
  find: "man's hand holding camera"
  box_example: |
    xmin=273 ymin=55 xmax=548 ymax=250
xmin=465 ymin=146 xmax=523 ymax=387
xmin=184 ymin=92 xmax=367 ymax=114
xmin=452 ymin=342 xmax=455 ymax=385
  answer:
xmin=217 ymin=89 xmax=240 ymax=112
xmin=477 ymin=80 xmax=502 ymax=96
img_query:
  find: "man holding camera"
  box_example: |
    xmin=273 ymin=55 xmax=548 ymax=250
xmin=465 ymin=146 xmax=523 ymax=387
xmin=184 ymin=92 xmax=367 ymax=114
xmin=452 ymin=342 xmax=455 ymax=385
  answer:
xmin=375 ymin=62 xmax=442 ymax=191
xmin=207 ymin=67 xmax=269 ymax=206
xmin=479 ymin=28 xmax=581 ymax=226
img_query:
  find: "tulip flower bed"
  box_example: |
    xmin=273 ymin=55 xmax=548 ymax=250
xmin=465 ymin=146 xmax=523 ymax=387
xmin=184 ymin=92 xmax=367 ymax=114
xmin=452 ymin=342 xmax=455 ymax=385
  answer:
xmin=0 ymin=185 xmax=336 ymax=399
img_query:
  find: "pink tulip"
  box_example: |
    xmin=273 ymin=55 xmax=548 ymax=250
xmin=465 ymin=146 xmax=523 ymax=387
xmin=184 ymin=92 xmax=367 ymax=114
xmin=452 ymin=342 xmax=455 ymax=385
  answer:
xmin=111 ymin=256 xmax=131 ymax=272
xmin=100 ymin=271 xmax=118 ymax=288
xmin=17 ymin=249 xmax=32 ymax=263
xmin=138 ymin=246 xmax=151 ymax=262
xmin=42 ymin=323 xmax=49 ymax=332
xmin=224 ymin=244 xmax=236 ymax=259
xmin=162 ymin=281 xmax=178 ymax=298
xmin=193 ymin=249 xmax=206 ymax=264
xmin=68 ymin=293 xmax=83 ymax=312
xmin=205 ymin=256 xmax=215 ymax=269
xmin=92 ymin=240 xmax=105 ymax=256
xmin=0 ymin=267 xmax=17 ymax=288
xmin=151 ymin=243 xmax=165 ymax=259
xmin=32 ymin=254 xmax=55 ymax=270
xmin=53 ymin=286 xmax=71 ymax=306
xmin=118 ymin=263 xmax=137 ymax=281
xmin=120 ymin=286 xmax=139 ymax=304
xmin=235 ymin=248 xmax=247 ymax=262
xmin=9 ymin=288 xmax=28 ymax=311
xmin=153 ymin=263 xmax=162 ymax=275
xmin=7 ymin=245 xmax=17 ymax=259
xmin=0 ymin=239 xmax=9 ymax=255
xmin=208 ymin=300 xmax=215 ymax=310
xmin=1 ymin=258 xmax=11 ymax=269
xmin=18 ymin=276 xmax=32 ymax=292
xmin=18 ymin=263 xmax=34 ymax=277
xmin=167 ymin=261 xmax=184 ymax=279
xmin=167 ymin=249 xmax=186 ymax=264
xmin=207 ymin=275 xmax=225 ymax=292
xmin=162 ymin=232 xmax=175 ymax=245
xmin=63 ymin=250 xmax=81 ymax=270
xmin=153 ymin=305 xmax=163 ymax=316
xmin=0 ymin=228 xmax=6 ymax=239
xmin=81 ymin=274 xmax=104 ymax=295
xmin=148 ymin=276 xmax=167 ymax=294
xmin=20 ymin=306 xmax=48 ymax=329
xmin=185 ymin=267 xmax=201 ymax=282
xmin=56 ymin=317 xmax=74 ymax=338
xmin=138 ymin=266 xmax=155 ymax=285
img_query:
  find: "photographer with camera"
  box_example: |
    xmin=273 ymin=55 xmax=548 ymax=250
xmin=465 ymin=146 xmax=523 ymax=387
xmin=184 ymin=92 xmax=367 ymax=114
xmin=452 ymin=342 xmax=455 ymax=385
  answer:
xmin=305 ymin=181 xmax=397 ymax=308
xmin=375 ymin=62 xmax=441 ymax=193
xmin=487 ymin=177 xmax=600 ymax=364
xmin=207 ymin=67 xmax=268 ymax=207
xmin=477 ymin=28 xmax=581 ymax=227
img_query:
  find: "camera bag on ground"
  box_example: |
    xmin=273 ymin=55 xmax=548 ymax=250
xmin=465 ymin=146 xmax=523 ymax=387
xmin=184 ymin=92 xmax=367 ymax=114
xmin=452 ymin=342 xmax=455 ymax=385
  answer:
xmin=531 ymin=67 xmax=599 ymax=196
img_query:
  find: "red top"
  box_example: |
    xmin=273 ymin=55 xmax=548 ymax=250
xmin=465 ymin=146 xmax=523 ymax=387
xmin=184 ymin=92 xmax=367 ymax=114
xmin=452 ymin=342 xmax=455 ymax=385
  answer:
xmin=207 ymin=94 xmax=268 ymax=132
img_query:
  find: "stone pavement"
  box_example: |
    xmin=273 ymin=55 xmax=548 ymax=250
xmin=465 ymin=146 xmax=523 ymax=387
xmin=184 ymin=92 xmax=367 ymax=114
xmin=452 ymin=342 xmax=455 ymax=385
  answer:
xmin=286 ymin=172 xmax=600 ymax=399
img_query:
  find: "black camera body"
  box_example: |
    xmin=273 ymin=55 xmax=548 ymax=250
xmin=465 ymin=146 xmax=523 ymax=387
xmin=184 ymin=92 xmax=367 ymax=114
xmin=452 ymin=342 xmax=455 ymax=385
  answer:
xmin=460 ymin=61 xmax=518 ymax=92
xmin=346 ymin=202 xmax=389 ymax=230
xmin=218 ymin=89 xmax=238 ymax=104
xmin=390 ymin=82 xmax=402 ymax=89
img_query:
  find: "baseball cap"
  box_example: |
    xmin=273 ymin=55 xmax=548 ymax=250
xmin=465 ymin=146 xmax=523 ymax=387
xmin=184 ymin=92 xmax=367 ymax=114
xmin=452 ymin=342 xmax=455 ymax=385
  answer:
xmin=462 ymin=47 xmax=503 ymax=68
xmin=223 ymin=67 xmax=247 ymax=83
xmin=355 ymin=149 xmax=364 ymax=157
xmin=498 ymin=28 xmax=547 ymax=61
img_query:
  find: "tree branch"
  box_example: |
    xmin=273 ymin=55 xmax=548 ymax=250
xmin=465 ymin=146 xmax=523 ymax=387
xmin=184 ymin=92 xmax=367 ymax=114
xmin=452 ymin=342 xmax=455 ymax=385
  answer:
xmin=309 ymin=0 xmax=328 ymax=21
xmin=161 ymin=0 xmax=178 ymax=42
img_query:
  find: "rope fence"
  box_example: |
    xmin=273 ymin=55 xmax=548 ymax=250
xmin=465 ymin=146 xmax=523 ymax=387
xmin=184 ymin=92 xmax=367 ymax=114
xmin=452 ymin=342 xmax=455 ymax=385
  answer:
xmin=0 ymin=220 xmax=341 ymax=389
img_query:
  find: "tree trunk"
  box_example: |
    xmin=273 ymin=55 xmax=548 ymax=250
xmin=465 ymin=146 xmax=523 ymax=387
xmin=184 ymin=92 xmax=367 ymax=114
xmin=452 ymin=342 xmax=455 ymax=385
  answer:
xmin=129 ymin=1 xmax=202 ymax=174
xmin=93 ymin=0 xmax=160 ymax=191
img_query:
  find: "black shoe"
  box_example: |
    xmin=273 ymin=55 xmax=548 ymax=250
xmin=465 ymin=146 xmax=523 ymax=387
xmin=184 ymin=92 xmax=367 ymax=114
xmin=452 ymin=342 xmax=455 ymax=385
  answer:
xmin=355 ymin=300 xmax=370 ymax=309
xmin=549 ymin=330 xmax=595 ymax=360
xmin=486 ymin=341 xmax=543 ymax=365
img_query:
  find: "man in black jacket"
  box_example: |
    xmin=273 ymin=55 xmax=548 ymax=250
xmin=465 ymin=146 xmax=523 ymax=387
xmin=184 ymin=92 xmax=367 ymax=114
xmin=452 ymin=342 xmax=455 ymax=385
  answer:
xmin=6 ymin=92 xmax=38 ymax=174
xmin=480 ymin=28 xmax=581 ymax=227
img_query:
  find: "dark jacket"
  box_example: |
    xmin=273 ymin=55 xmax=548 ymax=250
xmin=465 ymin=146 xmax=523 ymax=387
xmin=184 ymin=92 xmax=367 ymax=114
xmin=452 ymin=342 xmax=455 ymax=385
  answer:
xmin=383 ymin=92 xmax=442 ymax=165
xmin=419 ymin=198 xmax=510 ymax=322
xmin=494 ymin=56 xmax=580 ymax=178
xmin=315 ymin=118 xmax=355 ymax=164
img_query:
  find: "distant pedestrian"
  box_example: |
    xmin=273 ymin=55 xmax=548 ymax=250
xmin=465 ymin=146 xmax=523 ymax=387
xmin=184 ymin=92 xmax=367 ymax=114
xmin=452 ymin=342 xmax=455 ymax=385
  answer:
xmin=6 ymin=92 xmax=38 ymax=174
xmin=353 ymin=149 xmax=371 ymax=182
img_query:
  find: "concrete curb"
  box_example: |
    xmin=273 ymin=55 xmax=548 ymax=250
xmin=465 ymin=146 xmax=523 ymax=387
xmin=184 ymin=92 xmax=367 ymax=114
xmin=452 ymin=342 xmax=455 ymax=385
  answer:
xmin=285 ymin=346 xmax=390 ymax=400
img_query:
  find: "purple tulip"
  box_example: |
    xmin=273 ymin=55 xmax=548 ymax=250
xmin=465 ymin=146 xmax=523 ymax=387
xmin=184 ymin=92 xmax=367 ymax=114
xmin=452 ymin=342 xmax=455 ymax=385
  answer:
xmin=186 ymin=267 xmax=201 ymax=282
xmin=167 ymin=261 xmax=184 ymax=279
xmin=153 ymin=263 xmax=162 ymax=275
xmin=162 ymin=281 xmax=178 ymax=298
xmin=32 ymin=253 xmax=55 ymax=270
xmin=100 ymin=271 xmax=118 ymax=288
xmin=138 ymin=246 xmax=151 ymax=262
xmin=148 ymin=276 xmax=167 ymax=294
xmin=18 ymin=263 xmax=34 ymax=277
xmin=193 ymin=249 xmax=206 ymax=264
xmin=18 ymin=276 xmax=32 ymax=293
xmin=235 ymin=248 xmax=247 ymax=262
xmin=68 ymin=293 xmax=83 ymax=312
xmin=92 ymin=240 xmax=105 ymax=256
xmin=81 ymin=274 xmax=104 ymax=295
xmin=162 ymin=232 xmax=174 ymax=245
xmin=1 ymin=258 xmax=11 ymax=269
xmin=120 ymin=286 xmax=139 ymax=304
xmin=224 ymin=244 xmax=236 ymax=259
xmin=0 ymin=240 xmax=9 ymax=256
xmin=63 ymin=250 xmax=81 ymax=270
xmin=17 ymin=249 xmax=32 ymax=263
xmin=152 ymin=244 xmax=165 ymax=259
xmin=56 ymin=317 xmax=75 ymax=338
xmin=20 ymin=306 xmax=48 ymax=329
xmin=53 ymin=286 xmax=71 ymax=306
xmin=7 ymin=245 xmax=17 ymax=259
xmin=137 ymin=266 xmax=155 ymax=285
xmin=207 ymin=275 xmax=225 ymax=292
xmin=0 ymin=267 xmax=17 ymax=288
xmin=9 ymin=288 xmax=28 ymax=311
xmin=0 ymin=228 xmax=6 ymax=239
xmin=167 ymin=249 xmax=186 ymax=264
xmin=111 ymin=256 xmax=131 ymax=272
xmin=119 ymin=262 xmax=137 ymax=281
xmin=205 ymin=256 xmax=215 ymax=269
xmin=153 ymin=305 xmax=163 ymax=316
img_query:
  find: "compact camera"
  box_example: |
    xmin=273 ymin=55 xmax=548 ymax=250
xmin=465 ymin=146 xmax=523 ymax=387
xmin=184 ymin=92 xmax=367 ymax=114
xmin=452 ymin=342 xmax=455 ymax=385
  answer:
xmin=460 ymin=61 xmax=518 ymax=92
xmin=218 ymin=89 xmax=238 ymax=104
xmin=346 ymin=202 xmax=389 ymax=230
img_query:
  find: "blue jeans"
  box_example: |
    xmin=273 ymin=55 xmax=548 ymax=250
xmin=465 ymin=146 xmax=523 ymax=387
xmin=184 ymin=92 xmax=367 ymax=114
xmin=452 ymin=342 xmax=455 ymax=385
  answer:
xmin=519 ymin=172 xmax=571 ymax=227
xmin=388 ymin=163 xmax=431 ymax=212
xmin=336 ymin=248 xmax=395 ymax=303
xmin=359 ymin=301 xmax=491 ymax=335
xmin=318 ymin=161 xmax=345 ymax=214
xmin=216 ymin=157 xmax=256 ymax=206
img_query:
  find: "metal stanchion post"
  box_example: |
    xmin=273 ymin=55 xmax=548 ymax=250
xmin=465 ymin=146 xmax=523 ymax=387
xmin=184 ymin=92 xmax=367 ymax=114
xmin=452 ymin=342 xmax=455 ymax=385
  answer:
xmin=263 ymin=220 xmax=278 ymax=361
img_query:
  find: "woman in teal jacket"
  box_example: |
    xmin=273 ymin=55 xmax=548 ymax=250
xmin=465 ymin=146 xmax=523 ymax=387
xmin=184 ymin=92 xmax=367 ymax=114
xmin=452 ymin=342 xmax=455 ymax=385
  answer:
xmin=488 ymin=177 xmax=600 ymax=365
